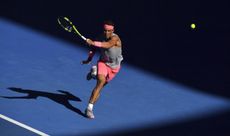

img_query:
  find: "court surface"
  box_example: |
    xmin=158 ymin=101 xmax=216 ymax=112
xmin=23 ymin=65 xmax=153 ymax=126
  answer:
xmin=1 ymin=18 xmax=230 ymax=136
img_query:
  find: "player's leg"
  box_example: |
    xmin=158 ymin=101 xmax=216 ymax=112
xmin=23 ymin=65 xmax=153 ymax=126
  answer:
xmin=85 ymin=74 xmax=106 ymax=119
xmin=94 ymin=82 xmax=107 ymax=101
xmin=89 ymin=74 xmax=106 ymax=104
xmin=85 ymin=62 xmax=108 ymax=119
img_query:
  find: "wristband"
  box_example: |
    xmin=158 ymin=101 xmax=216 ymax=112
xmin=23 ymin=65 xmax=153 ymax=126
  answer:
xmin=93 ymin=41 xmax=102 ymax=47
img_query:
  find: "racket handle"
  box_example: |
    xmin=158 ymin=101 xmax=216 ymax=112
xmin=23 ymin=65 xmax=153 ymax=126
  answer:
xmin=81 ymin=36 xmax=87 ymax=41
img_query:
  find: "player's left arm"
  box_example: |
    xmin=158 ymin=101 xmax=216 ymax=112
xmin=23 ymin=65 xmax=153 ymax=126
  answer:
xmin=86 ymin=36 xmax=120 ymax=49
xmin=100 ymin=36 xmax=119 ymax=48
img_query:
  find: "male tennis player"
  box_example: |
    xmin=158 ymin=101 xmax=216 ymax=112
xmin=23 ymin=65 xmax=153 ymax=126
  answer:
xmin=82 ymin=20 xmax=123 ymax=119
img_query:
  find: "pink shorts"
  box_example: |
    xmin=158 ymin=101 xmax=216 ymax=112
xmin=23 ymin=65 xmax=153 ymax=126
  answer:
xmin=97 ymin=61 xmax=120 ymax=82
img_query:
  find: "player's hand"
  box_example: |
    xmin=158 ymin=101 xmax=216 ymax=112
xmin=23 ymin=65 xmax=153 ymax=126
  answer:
xmin=81 ymin=60 xmax=91 ymax=65
xmin=86 ymin=39 xmax=94 ymax=45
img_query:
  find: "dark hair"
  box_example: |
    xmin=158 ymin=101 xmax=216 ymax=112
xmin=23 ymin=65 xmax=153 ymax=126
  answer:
xmin=103 ymin=20 xmax=115 ymax=26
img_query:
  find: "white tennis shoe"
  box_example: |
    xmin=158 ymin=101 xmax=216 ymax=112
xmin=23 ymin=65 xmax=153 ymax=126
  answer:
xmin=86 ymin=65 xmax=97 ymax=80
xmin=85 ymin=108 xmax=95 ymax=119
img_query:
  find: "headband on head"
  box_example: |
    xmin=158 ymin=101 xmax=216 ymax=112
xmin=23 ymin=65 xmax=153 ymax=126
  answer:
xmin=104 ymin=24 xmax=114 ymax=30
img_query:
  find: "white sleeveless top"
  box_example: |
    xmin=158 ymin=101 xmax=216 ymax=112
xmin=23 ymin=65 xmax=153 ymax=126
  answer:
xmin=99 ymin=33 xmax=123 ymax=69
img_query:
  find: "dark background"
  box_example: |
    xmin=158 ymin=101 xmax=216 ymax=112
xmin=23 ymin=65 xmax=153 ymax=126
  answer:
xmin=1 ymin=0 xmax=230 ymax=135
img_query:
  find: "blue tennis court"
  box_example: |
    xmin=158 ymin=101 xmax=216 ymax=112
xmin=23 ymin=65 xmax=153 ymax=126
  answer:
xmin=1 ymin=18 xmax=230 ymax=136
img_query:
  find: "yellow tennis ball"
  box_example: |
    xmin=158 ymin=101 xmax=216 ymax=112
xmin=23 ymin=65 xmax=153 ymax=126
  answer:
xmin=191 ymin=23 xmax=196 ymax=29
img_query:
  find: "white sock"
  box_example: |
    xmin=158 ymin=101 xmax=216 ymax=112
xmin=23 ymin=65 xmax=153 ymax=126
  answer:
xmin=87 ymin=103 xmax=94 ymax=111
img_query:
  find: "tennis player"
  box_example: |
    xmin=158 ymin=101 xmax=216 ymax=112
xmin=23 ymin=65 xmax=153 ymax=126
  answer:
xmin=82 ymin=20 xmax=123 ymax=119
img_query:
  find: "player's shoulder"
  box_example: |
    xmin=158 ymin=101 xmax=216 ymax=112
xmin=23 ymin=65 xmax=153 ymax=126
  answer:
xmin=111 ymin=33 xmax=120 ymax=40
xmin=112 ymin=33 xmax=119 ymax=37
xmin=111 ymin=33 xmax=122 ymax=47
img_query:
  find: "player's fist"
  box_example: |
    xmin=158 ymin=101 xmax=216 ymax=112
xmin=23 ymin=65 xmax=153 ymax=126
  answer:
xmin=86 ymin=39 xmax=94 ymax=45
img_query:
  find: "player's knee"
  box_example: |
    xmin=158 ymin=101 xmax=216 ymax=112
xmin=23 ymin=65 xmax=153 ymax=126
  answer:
xmin=98 ymin=75 xmax=106 ymax=85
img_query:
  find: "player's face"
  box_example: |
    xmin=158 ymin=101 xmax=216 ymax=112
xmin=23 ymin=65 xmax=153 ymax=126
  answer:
xmin=104 ymin=29 xmax=114 ymax=39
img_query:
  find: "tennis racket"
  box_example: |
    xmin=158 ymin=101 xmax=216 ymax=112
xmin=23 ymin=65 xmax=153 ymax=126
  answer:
xmin=57 ymin=16 xmax=87 ymax=41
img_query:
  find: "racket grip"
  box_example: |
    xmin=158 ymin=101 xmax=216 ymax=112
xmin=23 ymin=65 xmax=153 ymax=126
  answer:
xmin=81 ymin=36 xmax=87 ymax=41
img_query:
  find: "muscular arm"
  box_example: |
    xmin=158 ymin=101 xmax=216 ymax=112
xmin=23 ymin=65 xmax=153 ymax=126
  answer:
xmin=100 ymin=36 xmax=118 ymax=48
xmin=86 ymin=36 xmax=121 ymax=49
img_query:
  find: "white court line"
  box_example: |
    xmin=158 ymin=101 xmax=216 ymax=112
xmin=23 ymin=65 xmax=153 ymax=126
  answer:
xmin=0 ymin=114 xmax=50 ymax=136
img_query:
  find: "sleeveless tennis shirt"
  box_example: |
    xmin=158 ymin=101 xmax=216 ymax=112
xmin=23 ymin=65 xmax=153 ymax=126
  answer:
xmin=99 ymin=33 xmax=123 ymax=69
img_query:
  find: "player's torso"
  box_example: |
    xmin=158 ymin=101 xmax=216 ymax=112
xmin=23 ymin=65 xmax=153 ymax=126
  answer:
xmin=100 ymin=33 xmax=123 ymax=68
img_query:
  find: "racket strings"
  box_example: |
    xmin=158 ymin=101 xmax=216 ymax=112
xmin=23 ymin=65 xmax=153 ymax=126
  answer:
xmin=58 ymin=17 xmax=73 ymax=32
xmin=57 ymin=16 xmax=86 ymax=40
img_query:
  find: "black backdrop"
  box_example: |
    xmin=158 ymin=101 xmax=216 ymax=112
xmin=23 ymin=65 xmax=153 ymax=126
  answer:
xmin=1 ymin=0 xmax=230 ymax=135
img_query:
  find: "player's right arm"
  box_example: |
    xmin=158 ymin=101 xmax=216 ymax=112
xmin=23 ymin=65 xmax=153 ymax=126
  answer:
xmin=81 ymin=48 xmax=96 ymax=64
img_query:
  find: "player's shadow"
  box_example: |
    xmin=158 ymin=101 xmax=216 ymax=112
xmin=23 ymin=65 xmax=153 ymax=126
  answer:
xmin=1 ymin=87 xmax=86 ymax=117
